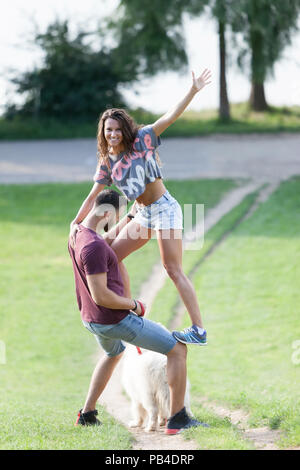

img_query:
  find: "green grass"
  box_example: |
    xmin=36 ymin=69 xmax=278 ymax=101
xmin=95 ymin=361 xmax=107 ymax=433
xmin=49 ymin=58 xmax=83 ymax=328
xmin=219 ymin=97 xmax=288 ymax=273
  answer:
xmin=149 ymin=191 xmax=258 ymax=326
xmin=166 ymin=103 xmax=300 ymax=136
xmin=182 ymin=404 xmax=255 ymax=450
xmin=0 ymin=178 xmax=236 ymax=449
xmin=124 ymin=178 xmax=238 ymax=295
xmin=4 ymin=177 xmax=298 ymax=449
xmin=0 ymin=182 xmax=134 ymax=449
xmin=1 ymin=103 xmax=300 ymax=140
xmin=178 ymin=177 xmax=300 ymax=448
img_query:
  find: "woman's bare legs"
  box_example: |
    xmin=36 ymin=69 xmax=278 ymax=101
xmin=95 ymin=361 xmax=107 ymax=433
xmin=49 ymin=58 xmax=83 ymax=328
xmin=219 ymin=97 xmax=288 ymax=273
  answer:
xmin=110 ymin=221 xmax=154 ymax=297
xmin=111 ymin=223 xmax=204 ymax=328
xmin=156 ymin=229 xmax=204 ymax=328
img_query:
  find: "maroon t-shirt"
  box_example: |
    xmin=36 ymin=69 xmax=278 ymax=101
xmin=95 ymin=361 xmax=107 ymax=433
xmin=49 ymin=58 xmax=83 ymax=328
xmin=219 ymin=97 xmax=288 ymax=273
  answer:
xmin=68 ymin=224 xmax=129 ymax=324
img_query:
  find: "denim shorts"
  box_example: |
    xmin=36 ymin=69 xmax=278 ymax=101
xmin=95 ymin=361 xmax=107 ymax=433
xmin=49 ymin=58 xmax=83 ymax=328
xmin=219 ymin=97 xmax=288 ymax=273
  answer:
xmin=82 ymin=313 xmax=177 ymax=357
xmin=134 ymin=190 xmax=183 ymax=230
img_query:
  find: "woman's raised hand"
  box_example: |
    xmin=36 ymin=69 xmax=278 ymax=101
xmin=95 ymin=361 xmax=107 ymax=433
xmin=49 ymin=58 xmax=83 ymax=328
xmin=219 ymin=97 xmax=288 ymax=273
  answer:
xmin=191 ymin=69 xmax=212 ymax=93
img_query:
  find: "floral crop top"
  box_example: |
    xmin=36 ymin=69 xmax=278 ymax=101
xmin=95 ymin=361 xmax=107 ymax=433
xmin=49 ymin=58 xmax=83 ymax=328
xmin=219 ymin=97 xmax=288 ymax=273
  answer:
xmin=93 ymin=125 xmax=163 ymax=201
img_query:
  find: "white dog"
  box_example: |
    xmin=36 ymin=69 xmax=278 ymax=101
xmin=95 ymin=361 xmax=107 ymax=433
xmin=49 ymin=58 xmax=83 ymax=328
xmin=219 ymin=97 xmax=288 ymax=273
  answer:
xmin=122 ymin=344 xmax=193 ymax=432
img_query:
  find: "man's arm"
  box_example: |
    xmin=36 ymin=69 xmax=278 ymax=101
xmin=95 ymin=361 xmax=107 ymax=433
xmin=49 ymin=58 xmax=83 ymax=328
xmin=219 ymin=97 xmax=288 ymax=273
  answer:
xmin=86 ymin=271 xmax=144 ymax=315
xmin=69 ymin=182 xmax=105 ymax=248
xmin=71 ymin=182 xmax=105 ymax=226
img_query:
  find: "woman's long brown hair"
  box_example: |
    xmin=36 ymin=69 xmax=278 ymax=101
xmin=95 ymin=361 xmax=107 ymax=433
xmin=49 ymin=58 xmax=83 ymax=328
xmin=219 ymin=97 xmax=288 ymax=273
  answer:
xmin=96 ymin=108 xmax=162 ymax=171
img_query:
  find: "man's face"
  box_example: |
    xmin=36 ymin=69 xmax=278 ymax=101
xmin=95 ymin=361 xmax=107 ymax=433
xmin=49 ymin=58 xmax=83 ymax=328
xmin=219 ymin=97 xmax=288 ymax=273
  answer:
xmin=103 ymin=209 xmax=120 ymax=232
xmin=104 ymin=202 xmax=127 ymax=232
xmin=94 ymin=198 xmax=127 ymax=232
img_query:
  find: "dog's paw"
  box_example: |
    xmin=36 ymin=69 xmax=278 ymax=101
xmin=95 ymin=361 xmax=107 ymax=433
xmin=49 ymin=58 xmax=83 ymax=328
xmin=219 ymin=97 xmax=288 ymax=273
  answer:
xmin=159 ymin=417 xmax=167 ymax=427
xmin=145 ymin=424 xmax=157 ymax=432
xmin=129 ymin=420 xmax=142 ymax=428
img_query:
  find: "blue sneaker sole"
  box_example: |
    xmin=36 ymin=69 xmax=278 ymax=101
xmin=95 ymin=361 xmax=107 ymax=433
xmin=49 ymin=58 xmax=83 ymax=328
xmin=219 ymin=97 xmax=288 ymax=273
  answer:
xmin=176 ymin=340 xmax=207 ymax=346
xmin=172 ymin=333 xmax=207 ymax=346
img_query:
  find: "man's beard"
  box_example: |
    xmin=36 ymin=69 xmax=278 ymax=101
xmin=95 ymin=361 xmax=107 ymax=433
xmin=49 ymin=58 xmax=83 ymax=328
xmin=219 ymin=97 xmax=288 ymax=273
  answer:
xmin=103 ymin=222 xmax=109 ymax=232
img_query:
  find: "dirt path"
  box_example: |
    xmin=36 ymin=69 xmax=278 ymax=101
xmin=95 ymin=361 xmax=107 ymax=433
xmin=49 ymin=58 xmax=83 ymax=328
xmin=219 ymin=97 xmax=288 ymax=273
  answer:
xmin=197 ymin=397 xmax=281 ymax=450
xmin=96 ymin=181 xmax=280 ymax=451
xmin=96 ymin=354 xmax=198 ymax=450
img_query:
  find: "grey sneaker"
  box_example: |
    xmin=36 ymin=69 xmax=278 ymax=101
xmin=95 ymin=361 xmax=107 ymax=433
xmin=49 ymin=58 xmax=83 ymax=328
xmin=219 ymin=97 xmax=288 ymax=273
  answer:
xmin=172 ymin=325 xmax=207 ymax=345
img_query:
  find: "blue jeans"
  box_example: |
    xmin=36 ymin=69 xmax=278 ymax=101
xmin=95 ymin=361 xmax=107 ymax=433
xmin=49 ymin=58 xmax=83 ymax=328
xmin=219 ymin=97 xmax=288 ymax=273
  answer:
xmin=82 ymin=313 xmax=177 ymax=357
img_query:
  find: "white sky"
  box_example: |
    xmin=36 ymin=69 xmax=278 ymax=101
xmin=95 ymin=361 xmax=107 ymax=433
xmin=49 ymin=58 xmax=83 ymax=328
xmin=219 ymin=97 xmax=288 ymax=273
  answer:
xmin=1 ymin=0 xmax=300 ymax=115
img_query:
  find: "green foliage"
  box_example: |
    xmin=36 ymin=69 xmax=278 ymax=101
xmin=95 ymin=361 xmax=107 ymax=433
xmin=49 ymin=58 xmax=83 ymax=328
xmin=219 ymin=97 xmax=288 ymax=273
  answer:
xmin=108 ymin=0 xmax=208 ymax=77
xmin=1 ymin=103 xmax=300 ymax=140
xmin=231 ymin=0 xmax=300 ymax=83
xmin=5 ymin=20 xmax=134 ymax=121
xmin=108 ymin=0 xmax=300 ymax=114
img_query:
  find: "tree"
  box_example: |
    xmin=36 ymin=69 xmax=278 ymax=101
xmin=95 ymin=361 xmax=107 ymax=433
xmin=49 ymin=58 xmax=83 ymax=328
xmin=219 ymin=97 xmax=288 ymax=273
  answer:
xmin=109 ymin=0 xmax=235 ymax=120
xmin=218 ymin=6 xmax=231 ymax=120
xmin=204 ymin=1 xmax=232 ymax=120
xmin=231 ymin=0 xmax=300 ymax=111
xmin=107 ymin=0 xmax=191 ymax=77
xmin=6 ymin=20 xmax=137 ymax=120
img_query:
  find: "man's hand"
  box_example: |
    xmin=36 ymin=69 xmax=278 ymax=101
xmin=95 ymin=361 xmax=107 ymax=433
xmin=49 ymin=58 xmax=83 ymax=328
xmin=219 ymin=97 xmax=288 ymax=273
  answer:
xmin=134 ymin=300 xmax=146 ymax=317
xmin=69 ymin=222 xmax=80 ymax=249
xmin=128 ymin=201 xmax=138 ymax=217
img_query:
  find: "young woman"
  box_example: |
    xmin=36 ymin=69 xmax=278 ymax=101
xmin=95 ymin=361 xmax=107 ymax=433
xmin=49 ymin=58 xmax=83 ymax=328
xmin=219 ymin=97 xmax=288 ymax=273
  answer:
xmin=69 ymin=69 xmax=212 ymax=345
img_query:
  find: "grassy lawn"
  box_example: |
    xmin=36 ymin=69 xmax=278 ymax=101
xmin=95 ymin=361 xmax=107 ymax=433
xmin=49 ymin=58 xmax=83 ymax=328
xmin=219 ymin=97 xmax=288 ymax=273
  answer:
xmin=149 ymin=191 xmax=258 ymax=327
xmin=0 ymin=183 xmax=133 ymax=449
xmin=1 ymin=103 xmax=300 ymax=140
xmin=167 ymin=103 xmax=300 ymax=136
xmin=125 ymin=178 xmax=238 ymax=296
xmin=0 ymin=178 xmax=236 ymax=449
xmin=178 ymin=177 xmax=300 ymax=449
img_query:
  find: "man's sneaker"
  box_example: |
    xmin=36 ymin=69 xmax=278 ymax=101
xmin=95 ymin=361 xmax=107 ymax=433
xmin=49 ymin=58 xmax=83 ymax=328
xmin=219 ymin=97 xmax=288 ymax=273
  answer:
xmin=172 ymin=325 xmax=207 ymax=345
xmin=165 ymin=407 xmax=209 ymax=435
xmin=74 ymin=409 xmax=101 ymax=427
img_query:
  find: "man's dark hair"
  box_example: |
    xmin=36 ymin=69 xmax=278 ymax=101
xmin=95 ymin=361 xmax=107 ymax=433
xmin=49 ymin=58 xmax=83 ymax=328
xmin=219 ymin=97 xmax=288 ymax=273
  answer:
xmin=95 ymin=189 xmax=125 ymax=210
xmin=95 ymin=189 xmax=127 ymax=232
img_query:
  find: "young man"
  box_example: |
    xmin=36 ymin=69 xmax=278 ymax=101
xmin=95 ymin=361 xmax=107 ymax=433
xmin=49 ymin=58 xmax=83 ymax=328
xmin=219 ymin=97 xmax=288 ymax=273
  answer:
xmin=68 ymin=189 xmax=207 ymax=434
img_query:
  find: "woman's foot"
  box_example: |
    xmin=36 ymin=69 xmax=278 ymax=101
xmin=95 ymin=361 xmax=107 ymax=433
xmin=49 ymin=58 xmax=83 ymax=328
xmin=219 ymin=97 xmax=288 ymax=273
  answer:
xmin=172 ymin=325 xmax=207 ymax=345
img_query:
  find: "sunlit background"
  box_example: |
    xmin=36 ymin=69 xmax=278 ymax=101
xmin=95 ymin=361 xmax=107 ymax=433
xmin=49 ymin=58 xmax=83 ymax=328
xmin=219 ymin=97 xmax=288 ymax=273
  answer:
xmin=1 ymin=0 xmax=300 ymax=115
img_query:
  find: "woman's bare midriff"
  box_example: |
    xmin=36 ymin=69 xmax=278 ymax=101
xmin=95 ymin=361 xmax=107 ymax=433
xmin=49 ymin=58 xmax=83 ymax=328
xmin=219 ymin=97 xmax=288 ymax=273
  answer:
xmin=136 ymin=178 xmax=167 ymax=206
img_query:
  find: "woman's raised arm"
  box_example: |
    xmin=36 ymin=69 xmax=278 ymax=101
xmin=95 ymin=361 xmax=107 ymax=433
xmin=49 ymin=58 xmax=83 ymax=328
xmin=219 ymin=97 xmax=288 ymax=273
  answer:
xmin=69 ymin=182 xmax=105 ymax=247
xmin=152 ymin=69 xmax=212 ymax=137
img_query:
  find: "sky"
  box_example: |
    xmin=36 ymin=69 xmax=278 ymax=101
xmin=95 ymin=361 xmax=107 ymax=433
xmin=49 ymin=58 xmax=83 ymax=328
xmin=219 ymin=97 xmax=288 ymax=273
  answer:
xmin=1 ymin=0 xmax=300 ymax=115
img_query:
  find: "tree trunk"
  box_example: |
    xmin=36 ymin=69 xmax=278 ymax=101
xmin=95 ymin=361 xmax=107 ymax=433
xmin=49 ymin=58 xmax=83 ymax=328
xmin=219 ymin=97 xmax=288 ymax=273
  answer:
xmin=219 ymin=19 xmax=230 ymax=120
xmin=248 ymin=1 xmax=269 ymax=112
xmin=250 ymin=81 xmax=268 ymax=111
